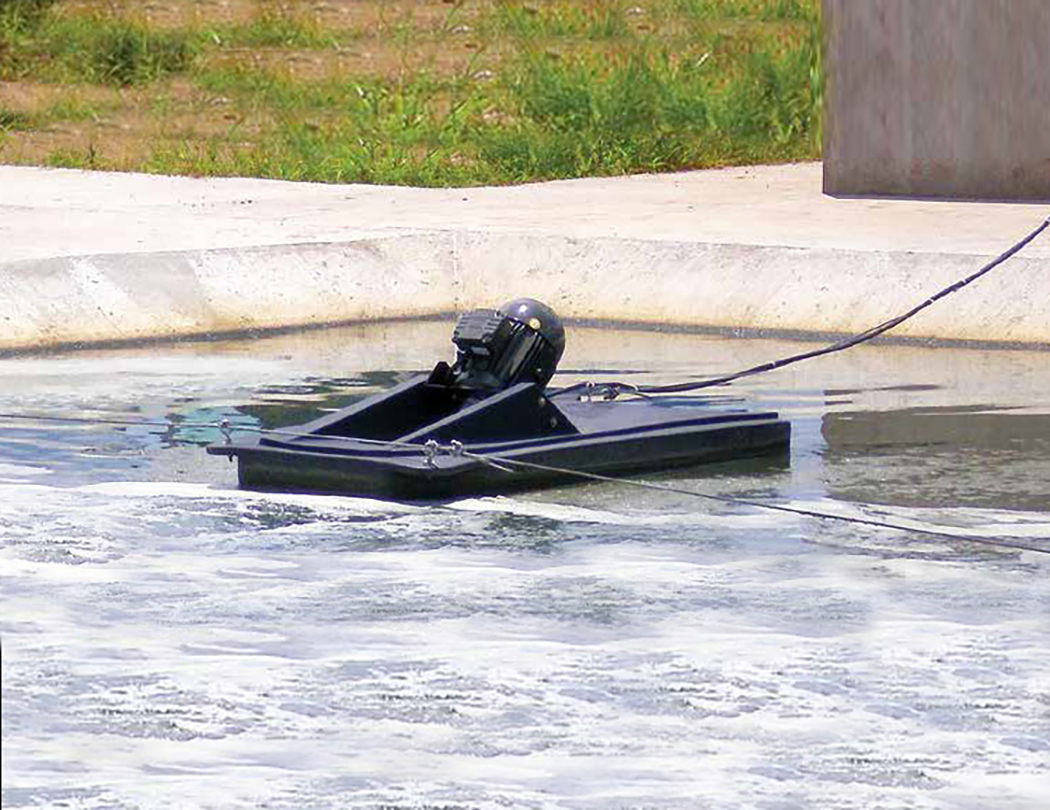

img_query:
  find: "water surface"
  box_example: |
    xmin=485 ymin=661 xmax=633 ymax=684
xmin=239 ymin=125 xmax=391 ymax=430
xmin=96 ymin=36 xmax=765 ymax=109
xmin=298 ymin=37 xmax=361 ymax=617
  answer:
xmin=2 ymin=322 xmax=1049 ymax=809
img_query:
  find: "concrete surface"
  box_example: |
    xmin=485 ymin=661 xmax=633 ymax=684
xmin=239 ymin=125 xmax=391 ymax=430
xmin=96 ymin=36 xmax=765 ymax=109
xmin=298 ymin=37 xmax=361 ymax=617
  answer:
xmin=823 ymin=0 xmax=1050 ymax=200
xmin=1 ymin=162 xmax=1049 ymax=352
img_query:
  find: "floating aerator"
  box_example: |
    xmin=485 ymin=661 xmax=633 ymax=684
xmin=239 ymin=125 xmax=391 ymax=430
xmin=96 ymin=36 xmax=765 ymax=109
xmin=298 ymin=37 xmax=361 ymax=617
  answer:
xmin=208 ymin=298 xmax=790 ymax=500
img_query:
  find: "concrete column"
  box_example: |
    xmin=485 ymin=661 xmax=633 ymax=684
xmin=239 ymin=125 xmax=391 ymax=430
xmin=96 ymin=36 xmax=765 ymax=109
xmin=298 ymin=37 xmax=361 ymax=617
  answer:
xmin=822 ymin=0 xmax=1050 ymax=200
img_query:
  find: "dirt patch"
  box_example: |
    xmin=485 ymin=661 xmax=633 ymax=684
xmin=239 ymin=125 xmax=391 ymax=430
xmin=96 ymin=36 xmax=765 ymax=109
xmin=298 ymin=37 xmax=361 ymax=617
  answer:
xmin=0 ymin=81 xmax=122 ymax=114
xmin=0 ymin=76 xmax=268 ymax=168
xmin=199 ymin=37 xmax=503 ymax=84
xmin=55 ymin=0 xmax=490 ymax=33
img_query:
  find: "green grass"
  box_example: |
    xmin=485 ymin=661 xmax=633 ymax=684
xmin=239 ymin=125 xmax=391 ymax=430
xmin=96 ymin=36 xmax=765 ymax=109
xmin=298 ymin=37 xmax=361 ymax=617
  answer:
xmin=473 ymin=38 xmax=818 ymax=181
xmin=0 ymin=106 xmax=34 ymax=130
xmin=42 ymin=94 xmax=115 ymax=122
xmin=0 ymin=0 xmax=56 ymax=35
xmin=2 ymin=12 xmax=197 ymax=84
xmin=494 ymin=2 xmax=634 ymax=40
xmin=45 ymin=141 xmax=100 ymax=168
xmin=1 ymin=0 xmax=822 ymax=185
xmin=674 ymin=0 xmax=814 ymax=21
xmin=212 ymin=9 xmax=338 ymax=50
xmin=148 ymin=68 xmax=490 ymax=185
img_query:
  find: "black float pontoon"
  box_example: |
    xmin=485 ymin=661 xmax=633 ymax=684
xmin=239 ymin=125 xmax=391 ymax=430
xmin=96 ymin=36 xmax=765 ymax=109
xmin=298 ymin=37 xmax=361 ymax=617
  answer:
xmin=208 ymin=299 xmax=791 ymax=500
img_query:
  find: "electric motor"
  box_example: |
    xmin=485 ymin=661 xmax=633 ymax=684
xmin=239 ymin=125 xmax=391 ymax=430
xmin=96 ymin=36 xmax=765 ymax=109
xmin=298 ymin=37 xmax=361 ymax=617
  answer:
xmin=447 ymin=298 xmax=565 ymax=393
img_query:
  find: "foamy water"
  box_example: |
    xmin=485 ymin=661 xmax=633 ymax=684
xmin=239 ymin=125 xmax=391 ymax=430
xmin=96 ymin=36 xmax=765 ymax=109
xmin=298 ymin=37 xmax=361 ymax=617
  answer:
xmin=3 ymin=325 xmax=1049 ymax=809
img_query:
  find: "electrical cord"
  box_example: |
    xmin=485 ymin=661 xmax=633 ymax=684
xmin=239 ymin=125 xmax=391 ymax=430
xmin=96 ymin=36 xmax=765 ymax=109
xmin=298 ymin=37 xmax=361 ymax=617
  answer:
xmin=552 ymin=214 xmax=1050 ymax=400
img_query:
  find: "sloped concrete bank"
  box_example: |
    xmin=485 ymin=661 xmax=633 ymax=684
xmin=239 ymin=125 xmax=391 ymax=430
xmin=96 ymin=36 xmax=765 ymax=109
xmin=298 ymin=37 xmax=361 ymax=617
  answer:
xmin=2 ymin=163 xmax=1048 ymax=352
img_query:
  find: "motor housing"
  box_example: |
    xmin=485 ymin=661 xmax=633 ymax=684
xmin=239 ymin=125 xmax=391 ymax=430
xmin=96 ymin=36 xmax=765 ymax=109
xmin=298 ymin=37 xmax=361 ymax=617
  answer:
xmin=437 ymin=298 xmax=566 ymax=394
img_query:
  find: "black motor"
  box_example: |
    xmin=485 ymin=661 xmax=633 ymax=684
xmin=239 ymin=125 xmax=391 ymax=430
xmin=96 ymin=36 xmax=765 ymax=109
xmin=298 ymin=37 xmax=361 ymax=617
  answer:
xmin=434 ymin=298 xmax=565 ymax=394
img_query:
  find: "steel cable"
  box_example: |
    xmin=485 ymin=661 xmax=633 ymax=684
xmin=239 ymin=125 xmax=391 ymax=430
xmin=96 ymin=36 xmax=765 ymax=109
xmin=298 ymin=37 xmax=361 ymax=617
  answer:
xmin=0 ymin=409 xmax=1047 ymax=555
xmin=455 ymin=449 xmax=1050 ymax=556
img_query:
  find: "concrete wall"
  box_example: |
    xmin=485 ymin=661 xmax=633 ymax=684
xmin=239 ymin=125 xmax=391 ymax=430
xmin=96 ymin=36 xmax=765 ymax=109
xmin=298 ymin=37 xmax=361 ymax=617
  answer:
xmin=5 ymin=232 xmax=1050 ymax=352
xmin=4 ymin=164 xmax=1048 ymax=353
xmin=822 ymin=0 xmax=1050 ymax=200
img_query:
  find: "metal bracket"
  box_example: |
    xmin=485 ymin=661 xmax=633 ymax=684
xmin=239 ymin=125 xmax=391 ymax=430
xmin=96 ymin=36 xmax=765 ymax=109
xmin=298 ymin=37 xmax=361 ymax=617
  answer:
xmin=423 ymin=439 xmax=440 ymax=468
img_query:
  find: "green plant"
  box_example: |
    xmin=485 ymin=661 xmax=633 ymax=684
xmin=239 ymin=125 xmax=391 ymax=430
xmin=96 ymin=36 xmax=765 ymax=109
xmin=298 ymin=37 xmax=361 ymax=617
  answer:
xmin=711 ymin=36 xmax=816 ymax=142
xmin=84 ymin=24 xmax=196 ymax=85
xmin=219 ymin=6 xmax=334 ymax=49
xmin=45 ymin=142 xmax=99 ymax=169
xmin=8 ymin=16 xmax=198 ymax=84
xmin=0 ymin=0 xmax=56 ymax=35
xmin=674 ymin=0 xmax=815 ymax=20
xmin=43 ymin=95 xmax=113 ymax=123
xmin=0 ymin=0 xmax=56 ymax=77
xmin=760 ymin=0 xmax=815 ymax=21
xmin=0 ymin=106 xmax=33 ymax=130
xmin=496 ymin=2 xmax=632 ymax=40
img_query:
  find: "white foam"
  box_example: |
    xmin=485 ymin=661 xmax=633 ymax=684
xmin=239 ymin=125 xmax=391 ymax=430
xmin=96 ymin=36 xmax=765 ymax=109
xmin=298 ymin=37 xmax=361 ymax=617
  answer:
xmin=0 ymin=462 xmax=50 ymax=478
xmin=0 ymin=480 xmax=421 ymax=521
xmin=783 ymin=496 xmax=1050 ymax=541
xmin=447 ymin=493 xmax=791 ymax=529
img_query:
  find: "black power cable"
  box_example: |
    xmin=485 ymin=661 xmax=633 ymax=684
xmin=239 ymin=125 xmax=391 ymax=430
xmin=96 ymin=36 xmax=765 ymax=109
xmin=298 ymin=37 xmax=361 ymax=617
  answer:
xmin=553 ymin=214 xmax=1050 ymax=399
